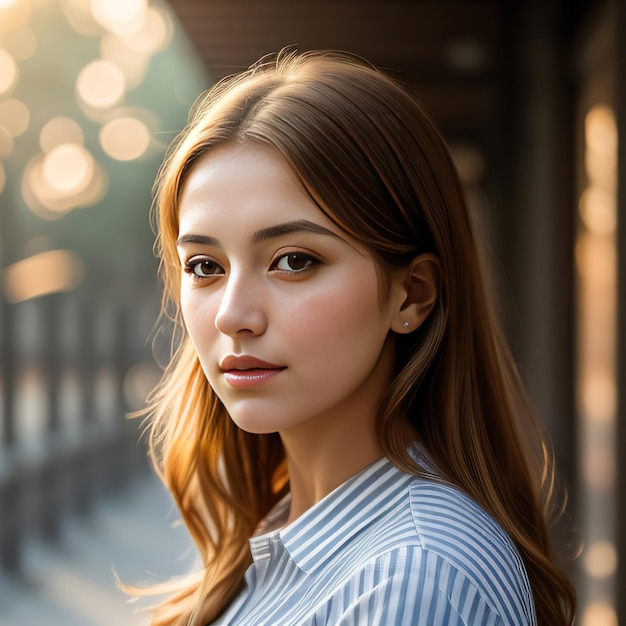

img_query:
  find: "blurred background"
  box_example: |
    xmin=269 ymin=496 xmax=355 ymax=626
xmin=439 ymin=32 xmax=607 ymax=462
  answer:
xmin=0 ymin=0 xmax=622 ymax=624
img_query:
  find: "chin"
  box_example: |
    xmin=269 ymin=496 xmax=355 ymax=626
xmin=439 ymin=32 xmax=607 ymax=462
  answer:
xmin=228 ymin=415 xmax=281 ymax=436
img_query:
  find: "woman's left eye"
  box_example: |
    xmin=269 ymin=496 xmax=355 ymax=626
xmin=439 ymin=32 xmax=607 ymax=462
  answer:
xmin=272 ymin=252 xmax=319 ymax=273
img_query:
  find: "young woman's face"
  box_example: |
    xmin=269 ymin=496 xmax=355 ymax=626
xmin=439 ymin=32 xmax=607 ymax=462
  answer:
xmin=177 ymin=144 xmax=406 ymax=438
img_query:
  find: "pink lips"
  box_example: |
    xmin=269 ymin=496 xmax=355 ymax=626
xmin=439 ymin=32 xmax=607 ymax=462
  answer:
xmin=220 ymin=355 xmax=286 ymax=388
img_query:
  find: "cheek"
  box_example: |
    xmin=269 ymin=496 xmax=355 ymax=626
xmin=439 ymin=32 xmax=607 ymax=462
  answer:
xmin=294 ymin=281 xmax=387 ymax=352
xmin=180 ymin=289 xmax=197 ymax=332
xmin=180 ymin=289 xmax=218 ymax=343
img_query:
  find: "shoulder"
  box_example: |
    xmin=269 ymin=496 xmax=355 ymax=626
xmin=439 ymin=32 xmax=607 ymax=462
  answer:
xmin=408 ymin=479 xmax=525 ymax=580
xmin=402 ymin=478 xmax=536 ymax=625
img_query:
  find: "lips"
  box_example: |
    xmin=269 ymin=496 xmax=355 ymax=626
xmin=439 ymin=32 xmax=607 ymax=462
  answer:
xmin=219 ymin=355 xmax=286 ymax=388
xmin=220 ymin=355 xmax=284 ymax=372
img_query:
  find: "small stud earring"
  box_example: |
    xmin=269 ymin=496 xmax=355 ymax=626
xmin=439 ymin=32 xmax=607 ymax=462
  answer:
xmin=402 ymin=321 xmax=409 ymax=328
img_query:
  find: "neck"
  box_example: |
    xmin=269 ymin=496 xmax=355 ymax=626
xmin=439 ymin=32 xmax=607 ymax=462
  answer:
xmin=278 ymin=335 xmax=397 ymax=525
xmin=280 ymin=410 xmax=384 ymax=525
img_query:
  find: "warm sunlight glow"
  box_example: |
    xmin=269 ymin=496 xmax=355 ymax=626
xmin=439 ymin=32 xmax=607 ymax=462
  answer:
xmin=0 ymin=0 xmax=31 ymax=31
xmin=581 ymin=603 xmax=617 ymax=626
xmin=581 ymin=373 xmax=616 ymax=425
xmin=585 ymin=149 xmax=616 ymax=189
xmin=584 ymin=541 xmax=617 ymax=579
xmin=40 ymin=116 xmax=84 ymax=152
xmin=575 ymin=232 xmax=616 ymax=286
xmin=579 ymin=186 xmax=617 ymax=235
xmin=3 ymin=26 xmax=37 ymax=60
xmin=23 ymin=155 xmax=74 ymax=217
xmin=585 ymin=105 xmax=617 ymax=155
xmin=2 ymin=250 xmax=85 ymax=303
xmin=585 ymin=106 xmax=617 ymax=189
xmin=99 ymin=116 xmax=149 ymax=160
xmin=117 ymin=6 xmax=172 ymax=56
xmin=0 ymin=97 xmax=29 ymax=136
xmin=42 ymin=143 xmax=94 ymax=194
xmin=99 ymin=31 xmax=148 ymax=89
xmin=23 ymin=149 xmax=107 ymax=218
xmin=577 ymin=102 xmax=617 ymax=623
xmin=90 ymin=0 xmax=147 ymax=35
xmin=76 ymin=59 xmax=125 ymax=109
xmin=0 ymin=49 xmax=18 ymax=96
xmin=0 ymin=162 xmax=5 ymax=195
xmin=60 ymin=0 xmax=101 ymax=37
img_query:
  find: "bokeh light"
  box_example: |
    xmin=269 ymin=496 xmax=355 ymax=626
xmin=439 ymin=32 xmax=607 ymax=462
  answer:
xmin=577 ymin=102 xmax=618 ymax=621
xmin=60 ymin=0 xmax=102 ymax=37
xmin=3 ymin=25 xmax=38 ymax=60
xmin=40 ymin=116 xmax=85 ymax=152
xmin=584 ymin=541 xmax=618 ymax=579
xmin=22 ymin=149 xmax=107 ymax=218
xmin=585 ymin=105 xmax=618 ymax=155
xmin=99 ymin=116 xmax=150 ymax=161
xmin=2 ymin=249 xmax=86 ymax=302
xmin=76 ymin=59 xmax=125 ymax=109
xmin=43 ymin=143 xmax=94 ymax=194
xmin=118 ymin=6 xmax=172 ymax=56
xmin=90 ymin=0 xmax=147 ymax=35
xmin=0 ymin=48 xmax=18 ymax=95
xmin=585 ymin=106 xmax=617 ymax=189
xmin=580 ymin=373 xmax=616 ymax=425
xmin=0 ymin=0 xmax=32 ymax=30
xmin=579 ymin=186 xmax=617 ymax=235
xmin=0 ymin=97 xmax=30 ymax=136
xmin=100 ymin=31 xmax=149 ymax=89
xmin=575 ymin=231 xmax=616 ymax=286
xmin=581 ymin=602 xmax=617 ymax=626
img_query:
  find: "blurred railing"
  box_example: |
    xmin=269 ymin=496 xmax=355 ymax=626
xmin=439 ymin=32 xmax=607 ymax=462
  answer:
xmin=0 ymin=285 xmax=161 ymax=572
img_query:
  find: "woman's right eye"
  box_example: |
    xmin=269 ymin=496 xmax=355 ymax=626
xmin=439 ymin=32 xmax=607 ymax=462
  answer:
xmin=184 ymin=258 xmax=224 ymax=279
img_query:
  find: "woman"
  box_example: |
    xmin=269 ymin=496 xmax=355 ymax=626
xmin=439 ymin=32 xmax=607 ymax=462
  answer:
xmin=143 ymin=50 xmax=576 ymax=625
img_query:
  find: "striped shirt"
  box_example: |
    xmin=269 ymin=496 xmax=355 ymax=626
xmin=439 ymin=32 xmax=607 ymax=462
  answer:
xmin=213 ymin=456 xmax=536 ymax=625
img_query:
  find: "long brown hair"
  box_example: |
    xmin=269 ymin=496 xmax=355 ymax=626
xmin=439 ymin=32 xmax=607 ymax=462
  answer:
xmin=145 ymin=50 xmax=576 ymax=625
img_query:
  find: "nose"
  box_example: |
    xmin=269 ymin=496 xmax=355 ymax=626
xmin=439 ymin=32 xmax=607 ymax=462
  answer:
xmin=214 ymin=269 xmax=267 ymax=337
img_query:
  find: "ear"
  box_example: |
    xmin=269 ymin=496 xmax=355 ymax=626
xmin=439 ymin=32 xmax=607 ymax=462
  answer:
xmin=390 ymin=253 xmax=440 ymax=334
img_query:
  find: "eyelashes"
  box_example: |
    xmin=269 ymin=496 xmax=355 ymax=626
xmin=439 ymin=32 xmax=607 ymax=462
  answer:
xmin=270 ymin=252 xmax=319 ymax=273
xmin=183 ymin=258 xmax=224 ymax=279
xmin=183 ymin=251 xmax=321 ymax=281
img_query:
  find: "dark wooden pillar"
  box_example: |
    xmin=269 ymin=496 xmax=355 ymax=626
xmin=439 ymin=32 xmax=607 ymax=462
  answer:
xmin=508 ymin=0 xmax=577 ymax=561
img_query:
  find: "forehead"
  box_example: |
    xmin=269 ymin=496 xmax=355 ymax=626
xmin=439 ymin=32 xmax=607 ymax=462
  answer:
xmin=178 ymin=143 xmax=327 ymax=231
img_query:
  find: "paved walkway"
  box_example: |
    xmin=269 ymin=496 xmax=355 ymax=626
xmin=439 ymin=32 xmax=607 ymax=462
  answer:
xmin=0 ymin=474 xmax=195 ymax=626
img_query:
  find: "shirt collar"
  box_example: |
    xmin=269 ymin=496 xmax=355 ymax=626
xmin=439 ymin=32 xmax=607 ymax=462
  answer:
xmin=274 ymin=456 xmax=413 ymax=574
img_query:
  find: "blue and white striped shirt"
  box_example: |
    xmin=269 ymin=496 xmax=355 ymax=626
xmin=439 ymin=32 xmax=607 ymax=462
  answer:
xmin=213 ymin=456 xmax=536 ymax=625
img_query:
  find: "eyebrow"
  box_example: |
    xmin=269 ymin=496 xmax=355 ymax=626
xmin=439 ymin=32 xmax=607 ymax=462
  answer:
xmin=253 ymin=220 xmax=341 ymax=243
xmin=176 ymin=220 xmax=341 ymax=248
